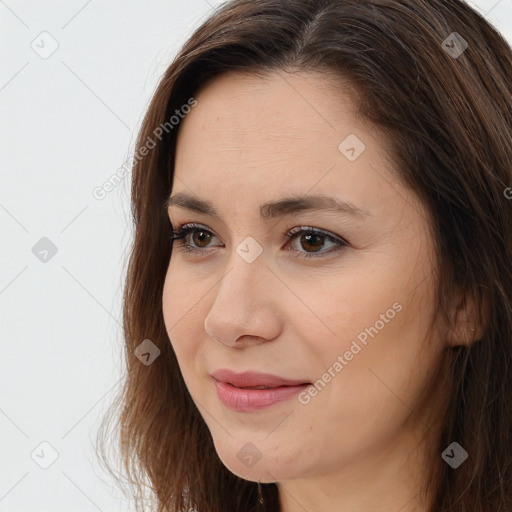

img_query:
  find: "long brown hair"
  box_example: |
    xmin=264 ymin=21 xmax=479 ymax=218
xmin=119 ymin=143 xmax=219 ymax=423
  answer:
xmin=96 ymin=1 xmax=512 ymax=510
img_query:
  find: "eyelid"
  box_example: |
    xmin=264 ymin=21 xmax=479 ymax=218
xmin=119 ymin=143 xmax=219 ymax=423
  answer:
xmin=285 ymin=225 xmax=347 ymax=244
xmin=170 ymin=221 xmax=220 ymax=238
xmin=169 ymin=220 xmax=345 ymax=241
xmin=170 ymin=221 xmax=348 ymax=259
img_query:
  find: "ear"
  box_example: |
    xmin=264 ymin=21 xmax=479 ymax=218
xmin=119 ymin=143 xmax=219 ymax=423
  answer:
xmin=446 ymin=287 xmax=489 ymax=347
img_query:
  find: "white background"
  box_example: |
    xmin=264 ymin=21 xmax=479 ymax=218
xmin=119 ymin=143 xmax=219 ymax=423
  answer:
xmin=1 ymin=1 xmax=511 ymax=510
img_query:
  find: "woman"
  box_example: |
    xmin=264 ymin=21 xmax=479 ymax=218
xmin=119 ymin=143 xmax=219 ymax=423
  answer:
xmin=97 ymin=1 xmax=512 ymax=511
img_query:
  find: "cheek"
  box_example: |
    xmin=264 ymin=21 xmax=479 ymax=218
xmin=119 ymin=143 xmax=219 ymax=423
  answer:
xmin=306 ymin=268 xmax=438 ymax=404
xmin=162 ymin=257 xmax=200 ymax=333
xmin=162 ymin=267 xmax=179 ymax=339
xmin=162 ymin=266 xmax=200 ymax=374
xmin=301 ymin=273 xmax=402 ymax=356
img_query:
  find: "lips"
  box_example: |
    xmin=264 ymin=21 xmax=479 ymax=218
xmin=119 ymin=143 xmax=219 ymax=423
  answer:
xmin=210 ymin=369 xmax=310 ymax=388
xmin=210 ymin=369 xmax=312 ymax=411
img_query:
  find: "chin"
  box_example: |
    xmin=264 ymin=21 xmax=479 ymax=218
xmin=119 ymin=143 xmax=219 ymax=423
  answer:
xmin=226 ymin=465 xmax=274 ymax=482
xmin=212 ymin=440 xmax=298 ymax=483
xmin=219 ymin=458 xmax=282 ymax=483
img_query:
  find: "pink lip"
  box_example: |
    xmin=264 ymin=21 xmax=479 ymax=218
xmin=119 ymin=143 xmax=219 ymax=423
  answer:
xmin=211 ymin=369 xmax=309 ymax=387
xmin=211 ymin=369 xmax=311 ymax=411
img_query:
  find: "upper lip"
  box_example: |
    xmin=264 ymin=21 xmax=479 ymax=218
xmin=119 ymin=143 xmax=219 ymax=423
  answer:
xmin=211 ymin=369 xmax=310 ymax=388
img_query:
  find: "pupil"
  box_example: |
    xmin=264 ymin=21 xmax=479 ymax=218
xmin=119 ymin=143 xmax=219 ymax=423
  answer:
xmin=302 ymin=234 xmax=323 ymax=252
xmin=194 ymin=231 xmax=210 ymax=247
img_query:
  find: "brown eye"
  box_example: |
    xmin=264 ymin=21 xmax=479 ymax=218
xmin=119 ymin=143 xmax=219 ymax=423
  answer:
xmin=299 ymin=233 xmax=325 ymax=252
xmin=171 ymin=223 xmax=347 ymax=259
xmin=192 ymin=230 xmax=212 ymax=248
xmin=286 ymin=226 xmax=347 ymax=259
xmin=170 ymin=223 xmax=222 ymax=255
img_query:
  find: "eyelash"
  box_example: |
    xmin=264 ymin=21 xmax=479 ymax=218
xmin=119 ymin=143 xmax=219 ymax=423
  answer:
xmin=169 ymin=222 xmax=348 ymax=259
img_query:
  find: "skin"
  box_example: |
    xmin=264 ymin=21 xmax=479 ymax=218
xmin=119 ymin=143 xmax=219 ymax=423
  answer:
xmin=162 ymin=70 xmax=459 ymax=512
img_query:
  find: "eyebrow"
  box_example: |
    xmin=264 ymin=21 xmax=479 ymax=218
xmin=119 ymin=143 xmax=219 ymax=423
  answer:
xmin=165 ymin=192 xmax=370 ymax=220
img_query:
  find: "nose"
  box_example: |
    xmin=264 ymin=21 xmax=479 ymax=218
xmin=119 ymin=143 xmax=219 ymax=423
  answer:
xmin=203 ymin=256 xmax=281 ymax=349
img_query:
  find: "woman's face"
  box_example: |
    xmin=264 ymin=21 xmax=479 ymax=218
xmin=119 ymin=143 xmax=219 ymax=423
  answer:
xmin=162 ymin=70 xmax=448 ymax=484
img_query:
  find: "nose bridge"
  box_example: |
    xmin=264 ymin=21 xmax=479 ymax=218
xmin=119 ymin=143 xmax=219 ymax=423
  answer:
xmin=215 ymin=245 xmax=266 ymax=308
xmin=204 ymin=245 xmax=279 ymax=345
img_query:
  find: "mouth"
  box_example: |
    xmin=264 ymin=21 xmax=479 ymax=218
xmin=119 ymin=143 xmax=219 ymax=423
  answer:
xmin=210 ymin=368 xmax=311 ymax=388
xmin=210 ymin=369 xmax=312 ymax=411
xmin=233 ymin=385 xmax=280 ymax=390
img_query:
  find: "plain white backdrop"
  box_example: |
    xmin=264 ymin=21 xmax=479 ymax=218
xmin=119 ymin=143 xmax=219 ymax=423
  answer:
xmin=1 ymin=1 xmax=511 ymax=511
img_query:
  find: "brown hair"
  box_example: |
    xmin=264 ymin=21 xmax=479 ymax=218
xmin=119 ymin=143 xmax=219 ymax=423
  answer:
xmin=97 ymin=1 xmax=512 ymax=510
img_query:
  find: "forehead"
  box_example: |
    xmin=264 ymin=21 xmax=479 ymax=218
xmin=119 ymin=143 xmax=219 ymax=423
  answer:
xmin=174 ymin=70 xmax=378 ymax=187
xmin=170 ymin=70 xmax=425 ymax=236
xmin=176 ymin=69 xmax=359 ymax=154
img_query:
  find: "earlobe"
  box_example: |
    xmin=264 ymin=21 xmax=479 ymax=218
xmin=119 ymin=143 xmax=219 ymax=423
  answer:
xmin=446 ymin=288 xmax=489 ymax=347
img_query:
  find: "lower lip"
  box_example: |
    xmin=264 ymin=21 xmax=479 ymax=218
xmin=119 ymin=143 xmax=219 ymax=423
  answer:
xmin=214 ymin=380 xmax=310 ymax=411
